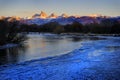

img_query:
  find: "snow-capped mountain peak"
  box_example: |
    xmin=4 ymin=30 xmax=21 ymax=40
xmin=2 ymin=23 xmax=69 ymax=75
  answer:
xmin=32 ymin=14 xmax=40 ymax=19
xmin=20 ymin=11 xmax=119 ymax=26
xmin=60 ymin=13 xmax=68 ymax=18
xmin=48 ymin=13 xmax=58 ymax=18
xmin=39 ymin=11 xmax=48 ymax=19
xmin=32 ymin=11 xmax=48 ymax=19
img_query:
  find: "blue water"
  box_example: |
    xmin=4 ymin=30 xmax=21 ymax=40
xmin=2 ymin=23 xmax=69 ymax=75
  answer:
xmin=0 ymin=33 xmax=100 ymax=65
xmin=0 ymin=34 xmax=120 ymax=80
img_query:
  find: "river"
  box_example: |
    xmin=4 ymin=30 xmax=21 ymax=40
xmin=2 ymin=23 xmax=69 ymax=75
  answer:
xmin=0 ymin=33 xmax=119 ymax=65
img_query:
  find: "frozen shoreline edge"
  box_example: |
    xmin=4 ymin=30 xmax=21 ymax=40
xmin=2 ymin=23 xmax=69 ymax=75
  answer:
xmin=0 ymin=35 xmax=119 ymax=67
xmin=0 ymin=48 xmax=78 ymax=68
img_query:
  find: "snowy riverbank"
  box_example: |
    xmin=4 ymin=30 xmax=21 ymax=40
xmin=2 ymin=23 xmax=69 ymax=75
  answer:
xmin=0 ymin=44 xmax=19 ymax=49
xmin=0 ymin=36 xmax=120 ymax=80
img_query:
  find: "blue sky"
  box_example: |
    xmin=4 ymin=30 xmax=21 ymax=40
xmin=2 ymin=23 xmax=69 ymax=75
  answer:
xmin=0 ymin=0 xmax=120 ymax=17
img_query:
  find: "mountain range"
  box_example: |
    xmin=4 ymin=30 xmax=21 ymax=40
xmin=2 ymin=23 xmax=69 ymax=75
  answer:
xmin=1 ymin=11 xmax=120 ymax=25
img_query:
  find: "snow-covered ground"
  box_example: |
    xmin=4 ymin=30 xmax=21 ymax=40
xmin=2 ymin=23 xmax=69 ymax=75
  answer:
xmin=0 ymin=44 xmax=18 ymax=49
xmin=0 ymin=36 xmax=120 ymax=80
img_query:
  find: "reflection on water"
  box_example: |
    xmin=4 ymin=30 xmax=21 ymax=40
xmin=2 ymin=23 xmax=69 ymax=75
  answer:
xmin=0 ymin=34 xmax=110 ymax=65
xmin=0 ymin=45 xmax=27 ymax=65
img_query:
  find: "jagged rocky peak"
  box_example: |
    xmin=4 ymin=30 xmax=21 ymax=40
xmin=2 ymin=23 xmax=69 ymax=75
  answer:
xmin=49 ymin=13 xmax=58 ymax=18
xmin=39 ymin=11 xmax=48 ymax=18
xmin=32 ymin=11 xmax=48 ymax=19
xmin=32 ymin=14 xmax=40 ymax=18
xmin=31 ymin=11 xmax=69 ymax=19
xmin=61 ymin=13 xmax=68 ymax=18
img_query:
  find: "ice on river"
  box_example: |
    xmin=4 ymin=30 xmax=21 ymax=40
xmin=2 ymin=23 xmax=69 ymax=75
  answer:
xmin=0 ymin=36 xmax=120 ymax=80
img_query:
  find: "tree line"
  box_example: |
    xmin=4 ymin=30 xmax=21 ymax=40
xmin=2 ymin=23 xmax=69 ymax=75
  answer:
xmin=0 ymin=19 xmax=27 ymax=46
xmin=0 ymin=18 xmax=119 ymax=46
xmin=20 ymin=19 xmax=120 ymax=34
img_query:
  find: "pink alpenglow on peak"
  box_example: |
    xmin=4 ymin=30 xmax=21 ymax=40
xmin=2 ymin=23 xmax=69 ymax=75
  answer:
xmin=60 ymin=13 xmax=68 ymax=18
xmin=32 ymin=11 xmax=69 ymax=19
xmin=39 ymin=11 xmax=48 ymax=19
xmin=49 ymin=13 xmax=58 ymax=18
xmin=32 ymin=11 xmax=48 ymax=19
xmin=2 ymin=11 xmax=119 ymax=25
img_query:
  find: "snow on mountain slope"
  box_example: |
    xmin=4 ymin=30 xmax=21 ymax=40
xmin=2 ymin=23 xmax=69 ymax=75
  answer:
xmin=19 ymin=11 xmax=120 ymax=25
xmin=24 ymin=16 xmax=102 ymax=25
